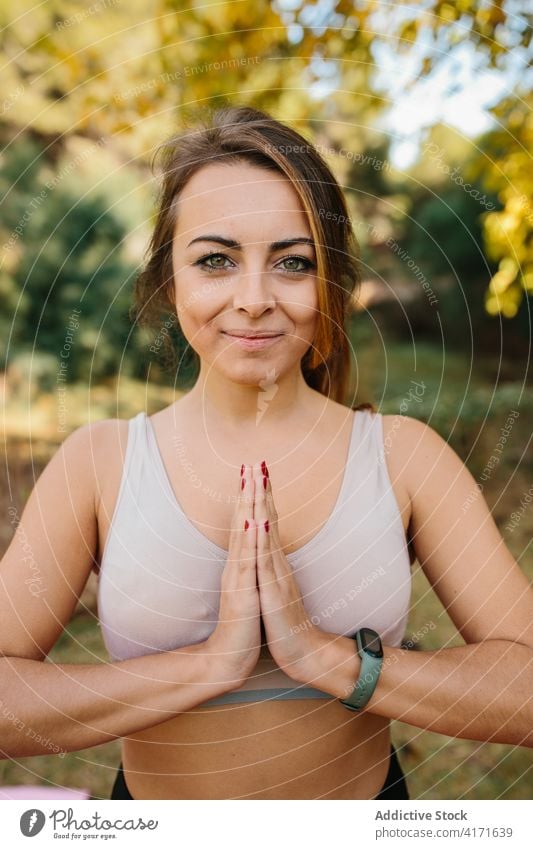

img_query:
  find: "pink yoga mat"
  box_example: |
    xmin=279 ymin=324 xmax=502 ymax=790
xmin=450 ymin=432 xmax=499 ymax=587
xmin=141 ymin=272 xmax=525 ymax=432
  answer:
xmin=0 ymin=786 xmax=90 ymax=800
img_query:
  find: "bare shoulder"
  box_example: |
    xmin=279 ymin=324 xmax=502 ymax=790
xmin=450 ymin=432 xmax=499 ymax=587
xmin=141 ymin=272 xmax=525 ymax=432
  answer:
xmin=382 ymin=416 xmax=533 ymax=651
xmin=0 ymin=418 xmax=128 ymax=660
xmin=380 ymin=413 xmax=466 ymax=564
xmin=379 ymin=413 xmax=415 ymax=540
xmin=380 ymin=412 xmax=449 ymax=517
xmin=86 ymin=418 xmax=129 ymax=500
xmin=62 ymin=418 xmax=128 ymax=508
xmin=76 ymin=418 xmax=130 ymax=574
xmin=380 ymin=413 xmax=458 ymax=494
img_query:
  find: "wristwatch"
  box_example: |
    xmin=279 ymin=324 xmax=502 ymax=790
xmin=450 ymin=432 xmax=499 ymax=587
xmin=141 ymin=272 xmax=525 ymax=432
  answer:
xmin=339 ymin=628 xmax=383 ymax=711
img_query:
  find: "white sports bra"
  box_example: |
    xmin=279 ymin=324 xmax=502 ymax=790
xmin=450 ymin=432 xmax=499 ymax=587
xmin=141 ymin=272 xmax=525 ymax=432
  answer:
xmin=97 ymin=409 xmax=412 ymax=706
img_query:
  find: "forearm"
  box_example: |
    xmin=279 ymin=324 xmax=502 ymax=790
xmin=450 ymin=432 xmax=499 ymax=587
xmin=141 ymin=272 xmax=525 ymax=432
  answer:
xmin=0 ymin=642 xmax=226 ymax=758
xmin=293 ymin=634 xmax=533 ymax=747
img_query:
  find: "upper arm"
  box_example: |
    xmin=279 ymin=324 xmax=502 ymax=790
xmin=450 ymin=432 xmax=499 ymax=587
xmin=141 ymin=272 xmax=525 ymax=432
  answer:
xmin=0 ymin=420 xmax=110 ymax=661
xmin=398 ymin=416 xmax=533 ymax=649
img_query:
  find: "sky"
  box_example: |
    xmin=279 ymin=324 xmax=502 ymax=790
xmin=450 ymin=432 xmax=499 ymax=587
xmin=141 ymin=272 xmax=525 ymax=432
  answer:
xmin=372 ymin=38 xmax=529 ymax=168
xmin=276 ymin=0 xmax=531 ymax=169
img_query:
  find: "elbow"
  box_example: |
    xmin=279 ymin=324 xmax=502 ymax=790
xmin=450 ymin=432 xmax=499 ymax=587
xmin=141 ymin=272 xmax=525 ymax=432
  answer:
xmin=0 ymin=724 xmax=26 ymax=760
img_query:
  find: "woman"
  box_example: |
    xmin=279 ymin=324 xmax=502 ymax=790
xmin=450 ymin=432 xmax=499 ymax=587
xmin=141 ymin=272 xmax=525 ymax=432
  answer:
xmin=1 ymin=106 xmax=532 ymax=801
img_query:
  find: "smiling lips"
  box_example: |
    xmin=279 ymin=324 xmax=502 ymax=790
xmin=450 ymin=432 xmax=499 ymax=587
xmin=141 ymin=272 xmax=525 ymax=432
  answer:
xmin=223 ymin=331 xmax=283 ymax=338
xmin=222 ymin=331 xmax=284 ymax=350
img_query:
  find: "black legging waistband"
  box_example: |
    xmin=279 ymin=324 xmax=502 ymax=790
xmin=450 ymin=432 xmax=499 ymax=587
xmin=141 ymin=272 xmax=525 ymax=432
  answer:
xmin=110 ymin=744 xmax=409 ymax=800
xmin=374 ymin=744 xmax=410 ymax=799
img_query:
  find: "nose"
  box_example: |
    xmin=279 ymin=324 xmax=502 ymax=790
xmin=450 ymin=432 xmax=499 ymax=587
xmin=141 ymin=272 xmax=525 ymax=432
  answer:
xmin=232 ymin=266 xmax=276 ymax=316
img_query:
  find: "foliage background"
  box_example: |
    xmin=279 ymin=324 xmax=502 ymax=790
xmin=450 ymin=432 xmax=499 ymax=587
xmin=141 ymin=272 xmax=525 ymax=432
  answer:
xmin=0 ymin=0 xmax=532 ymax=800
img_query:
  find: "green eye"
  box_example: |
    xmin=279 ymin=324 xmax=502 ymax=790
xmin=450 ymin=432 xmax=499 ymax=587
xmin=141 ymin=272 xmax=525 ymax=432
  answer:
xmin=194 ymin=253 xmax=232 ymax=271
xmin=193 ymin=253 xmax=316 ymax=274
xmin=280 ymin=255 xmax=315 ymax=273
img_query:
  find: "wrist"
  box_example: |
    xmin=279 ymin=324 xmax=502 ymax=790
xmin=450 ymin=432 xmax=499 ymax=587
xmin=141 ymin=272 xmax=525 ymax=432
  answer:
xmin=339 ymin=628 xmax=384 ymax=711
xmin=289 ymin=629 xmax=361 ymax=699
xmin=202 ymin=637 xmax=259 ymax=694
xmin=164 ymin=640 xmax=237 ymax=705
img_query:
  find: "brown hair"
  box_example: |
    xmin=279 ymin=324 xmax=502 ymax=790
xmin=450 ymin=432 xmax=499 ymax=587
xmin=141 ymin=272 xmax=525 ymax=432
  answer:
xmin=131 ymin=104 xmax=375 ymax=411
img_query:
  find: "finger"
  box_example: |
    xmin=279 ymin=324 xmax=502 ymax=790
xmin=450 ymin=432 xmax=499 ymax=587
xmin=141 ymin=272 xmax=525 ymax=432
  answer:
xmin=256 ymin=528 xmax=278 ymax=622
xmin=226 ymin=467 xmax=255 ymax=598
xmin=254 ymin=461 xmax=275 ymax=572
xmin=256 ymin=511 xmax=274 ymax=585
xmin=228 ymin=463 xmax=254 ymax=554
xmin=240 ymin=517 xmax=258 ymax=592
xmin=260 ymin=471 xmax=294 ymax=585
xmin=255 ymin=471 xmax=267 ymax=560
xmin=255 ymin=463 xmax=277 ymax=597
xmin=241 ymin=463 xmax=255 ymax=520
xmin=239 ymin=470 xmax=256 ymax=573
xmin=261 ymin=466 xmax=277 ymax=527
xmin=253 ymin=460 xmax=268 ymax=525
xmin=225 ymin=516 xmax=254 ymax=595
xmin=228 ymin=520 xmax=257 ymax=617
xmin=228 ymin=463 xmax=245 ymax=550
xmin=256 ymin=462 xmax=282 ymax=558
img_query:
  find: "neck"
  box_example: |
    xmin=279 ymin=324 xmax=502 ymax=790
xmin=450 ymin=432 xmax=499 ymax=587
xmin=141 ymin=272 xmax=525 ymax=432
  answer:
xmin=181 ymin=364 xmax=325 ymax=431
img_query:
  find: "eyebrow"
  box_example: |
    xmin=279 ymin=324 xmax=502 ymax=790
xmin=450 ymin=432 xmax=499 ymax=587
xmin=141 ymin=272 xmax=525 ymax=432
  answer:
xmin=186 ymin=235 xmax=315 ymax=251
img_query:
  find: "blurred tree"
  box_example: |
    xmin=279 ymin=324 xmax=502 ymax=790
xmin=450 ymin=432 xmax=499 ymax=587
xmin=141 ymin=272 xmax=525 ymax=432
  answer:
xmin=0 ymin=137 xmax=143 ymax=381
xmin=0 ymin=0 xmax=530 ymax=353
xmin=0 ymin=0 xmax=528 ymax=157
xmin=477 ymin=90 xmax=533 ymax=318
xmin=399 ymin=185 xmax=499 ymax=348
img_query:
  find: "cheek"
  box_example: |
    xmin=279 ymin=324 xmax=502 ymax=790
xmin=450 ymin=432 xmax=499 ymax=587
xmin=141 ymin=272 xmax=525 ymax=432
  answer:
xmin=176 ymin=294 xmax=233 ymax=355
xmin=176 ymin=280 xmax=229 ymax=327
xmin=286 ymin=287 xmax=319 ymax=331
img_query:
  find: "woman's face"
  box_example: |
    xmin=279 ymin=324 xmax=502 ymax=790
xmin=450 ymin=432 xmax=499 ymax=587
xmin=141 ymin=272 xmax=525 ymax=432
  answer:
xmin=171 ymin=161 xmax=319 ymax=385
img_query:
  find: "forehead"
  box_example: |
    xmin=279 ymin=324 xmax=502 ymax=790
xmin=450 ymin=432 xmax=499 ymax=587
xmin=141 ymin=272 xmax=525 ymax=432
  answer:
xmin=174 ymin=162 xmax=312 ymax=241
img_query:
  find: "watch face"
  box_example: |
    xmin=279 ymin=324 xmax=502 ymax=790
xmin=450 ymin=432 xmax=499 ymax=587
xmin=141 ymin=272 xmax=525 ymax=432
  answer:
xmin=360 ymin=628 xmax=383 ymax=658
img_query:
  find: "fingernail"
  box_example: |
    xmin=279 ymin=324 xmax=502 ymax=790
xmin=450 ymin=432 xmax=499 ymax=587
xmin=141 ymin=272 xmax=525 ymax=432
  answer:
xmin=240 ymin=464 xmax=245 ymax=477
xmin=264 ymin=520 xmax=269 ymax=533
xmin=241 ymin=477 xmax=246 ymax=490
xmin=244 ymin=519 xmax=249 ymax=531
xmin=261 ymin=460 xmax=269 ymax=477
xmin=263 ymin=476 xmax=268 ymax=490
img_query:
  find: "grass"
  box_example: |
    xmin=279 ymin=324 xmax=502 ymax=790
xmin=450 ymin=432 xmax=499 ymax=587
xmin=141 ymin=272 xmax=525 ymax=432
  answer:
xmin=1 ymin=351 xmax=532 ymax=800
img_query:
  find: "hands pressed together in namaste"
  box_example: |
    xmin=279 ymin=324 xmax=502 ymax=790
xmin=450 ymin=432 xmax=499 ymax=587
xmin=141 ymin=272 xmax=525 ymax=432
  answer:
xmin=205 ymin=460 xmax=342 ymax=692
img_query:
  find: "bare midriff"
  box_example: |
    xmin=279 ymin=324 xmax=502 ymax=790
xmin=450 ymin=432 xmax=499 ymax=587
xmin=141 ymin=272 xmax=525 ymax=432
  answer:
xmin=95 ymin=396 xmax=413 ymax=800
xmin=121 ymin=702 xmax=392 ymax=799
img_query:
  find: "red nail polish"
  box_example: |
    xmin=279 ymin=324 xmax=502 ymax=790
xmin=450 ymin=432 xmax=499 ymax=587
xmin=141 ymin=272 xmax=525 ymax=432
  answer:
xmin=261 ymin=460 xmax=266 ymax=476
xmin=263 ymin=476 xmax=268 ymax=490
xmin=264 ymin=520 xmax=269 ymax=533
xmin=240 ymin=464 xmax=245 ymax=476
xmin=241 ymin=477 xmax=246 ymax=490
xmin=244 ymin=519 xmax=249 ymax=531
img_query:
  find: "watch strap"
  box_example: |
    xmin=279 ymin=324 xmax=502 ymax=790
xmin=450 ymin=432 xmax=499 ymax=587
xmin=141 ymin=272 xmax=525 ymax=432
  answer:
xmin=339 ymin=629 xmax=383 ymax=711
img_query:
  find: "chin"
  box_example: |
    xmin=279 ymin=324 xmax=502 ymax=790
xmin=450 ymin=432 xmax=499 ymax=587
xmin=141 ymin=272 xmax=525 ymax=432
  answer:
xmin=228 ymin=363 xmax=279 ymax=383
xmin=214 ymin=356 xmax=283 ymax=384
